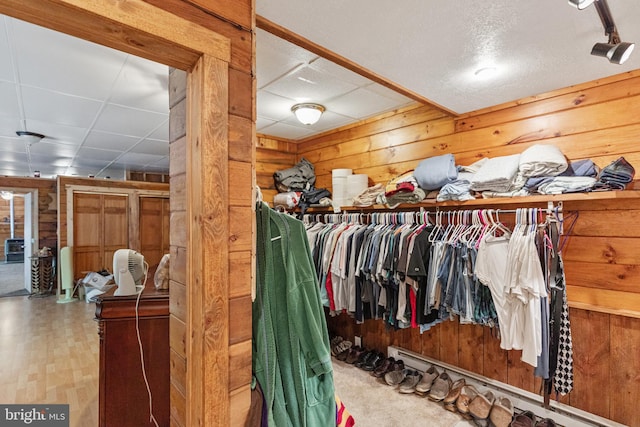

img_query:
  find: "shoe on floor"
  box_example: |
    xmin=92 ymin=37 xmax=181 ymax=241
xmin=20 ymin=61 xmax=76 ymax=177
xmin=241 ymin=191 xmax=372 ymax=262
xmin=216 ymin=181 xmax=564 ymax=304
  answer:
xmin=372 ymin=357 xmax=395 ymax=378
xmin=332 ymin=340 xmax=352 ymax=358
xmin=345 ymin=347 xmax=366 ymax=364
xmin=362 ymin=352 xmax=385 ymax=371
xmin=468 ymin=390 xmax=495 ymax=421
xmin=489 ymin=396 xmax=514 ymax=427
xmin=510 ymin=410 xmax=536 ymax=427
xmin=398 ymin=370 xmax=422 ymax=394
xmin=337 ymin=345 xmax=359 ymax=362
xmin=456 ymin=384 xmax=479 ymax=418
xmin=414 ymin=364 xmax=439 ymax=394
xmin=534 ymin=419 xmax=557 ymax=427
xmin=385 ymin=367 xmax=410 ymax=386
xmin=442 ymin=378 xmax=466 ymax=411
xmin=428 ymin=371 xmax=453 ymax=401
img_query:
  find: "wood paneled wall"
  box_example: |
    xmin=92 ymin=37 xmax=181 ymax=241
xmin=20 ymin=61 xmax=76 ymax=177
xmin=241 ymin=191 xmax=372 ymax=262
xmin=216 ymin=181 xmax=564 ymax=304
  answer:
xmin=293 ymin=71 xmax=640 ymax=426
xmin=256 ymin=134 xmax=297 ymax=203
xmin=0 ymin=178 xmax=57 ymax=256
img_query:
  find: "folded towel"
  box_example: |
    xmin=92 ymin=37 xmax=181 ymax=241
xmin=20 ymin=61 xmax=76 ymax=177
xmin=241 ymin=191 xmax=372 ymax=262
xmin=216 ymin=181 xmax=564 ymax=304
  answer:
xmin=437 ymin=171 xmax=476 ymax=202
xmin=470 ymin=154 xmax=521 ymax=192
xmin=519 ymin=144 xmax=568 ymax=178
xmin=353 ymin=183 xmax=385 ymax=207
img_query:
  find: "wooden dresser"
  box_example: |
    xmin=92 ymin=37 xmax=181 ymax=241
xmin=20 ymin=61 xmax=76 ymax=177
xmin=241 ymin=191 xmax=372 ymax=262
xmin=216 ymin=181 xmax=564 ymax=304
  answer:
xmin=95 ymin=281 xmax=170 ymax=427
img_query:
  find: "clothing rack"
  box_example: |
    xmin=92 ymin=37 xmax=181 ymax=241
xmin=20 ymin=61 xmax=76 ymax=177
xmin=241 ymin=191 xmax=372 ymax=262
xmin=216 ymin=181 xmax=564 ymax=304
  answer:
xmin=303 ymin=202 xmax=565 ymax=233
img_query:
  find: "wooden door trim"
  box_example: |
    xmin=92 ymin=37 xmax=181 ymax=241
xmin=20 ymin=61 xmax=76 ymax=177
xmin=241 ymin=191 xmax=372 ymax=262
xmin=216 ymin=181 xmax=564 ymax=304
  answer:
xmin=0 ymin=2 xmax=233 ymax=425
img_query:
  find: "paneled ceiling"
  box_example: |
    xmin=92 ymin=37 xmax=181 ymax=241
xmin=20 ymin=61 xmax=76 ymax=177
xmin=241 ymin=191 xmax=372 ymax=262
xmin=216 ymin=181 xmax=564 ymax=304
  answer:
xmin=2 ymin=0 xmax=640 ymax=179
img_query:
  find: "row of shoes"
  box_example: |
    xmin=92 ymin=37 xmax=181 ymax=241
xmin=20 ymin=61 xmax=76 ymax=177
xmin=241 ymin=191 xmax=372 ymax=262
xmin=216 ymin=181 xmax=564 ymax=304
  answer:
xmin=510 ymin=411 xmax=558 ymax=427
xmin=329 ymin=337 xmax=560 ymax=427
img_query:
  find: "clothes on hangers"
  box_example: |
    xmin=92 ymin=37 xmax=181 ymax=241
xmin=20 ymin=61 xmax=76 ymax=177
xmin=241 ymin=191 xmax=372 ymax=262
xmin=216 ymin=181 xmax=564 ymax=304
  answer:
xmin=303 ymin=206 xmax=574 ymax=379
xmin=254 ymin=202 xmax=335 ymax=427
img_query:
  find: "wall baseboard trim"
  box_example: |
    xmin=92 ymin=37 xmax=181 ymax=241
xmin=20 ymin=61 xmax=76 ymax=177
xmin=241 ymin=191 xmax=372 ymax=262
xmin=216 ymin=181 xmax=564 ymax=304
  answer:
xmin=387 ymin=346 xmax=622 ymax=427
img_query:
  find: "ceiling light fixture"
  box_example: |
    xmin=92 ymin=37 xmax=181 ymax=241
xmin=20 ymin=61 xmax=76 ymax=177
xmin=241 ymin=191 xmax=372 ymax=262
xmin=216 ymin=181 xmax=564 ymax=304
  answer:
xmin=570 ymin=0 xmax=634 ymax=64
xmin=568 ymin=0 xmax=595 ymax=10
xmin=1 ymin=191 xmax=14 ymax=201
xmin=291 ymin=103 xmax=325 ymax=125
xmin=16 ymin=130 xmax=45 ymax=144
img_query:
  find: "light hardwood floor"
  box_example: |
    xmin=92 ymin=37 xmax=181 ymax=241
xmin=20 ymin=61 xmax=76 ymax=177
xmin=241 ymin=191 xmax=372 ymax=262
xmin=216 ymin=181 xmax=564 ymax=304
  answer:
xmin=0 ymin=295 xmax=98 ymax=426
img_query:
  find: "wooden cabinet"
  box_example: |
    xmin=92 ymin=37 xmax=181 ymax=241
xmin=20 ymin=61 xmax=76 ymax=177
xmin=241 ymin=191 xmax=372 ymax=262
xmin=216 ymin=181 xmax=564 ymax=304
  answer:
xmin=95 ymin=282 xmax=170 ymax=427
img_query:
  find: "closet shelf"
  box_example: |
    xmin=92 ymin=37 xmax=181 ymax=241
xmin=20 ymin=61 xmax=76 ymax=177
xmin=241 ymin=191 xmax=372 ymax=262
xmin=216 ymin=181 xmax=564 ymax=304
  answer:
xmin=304 ymin=190 xmax=640 ymax=212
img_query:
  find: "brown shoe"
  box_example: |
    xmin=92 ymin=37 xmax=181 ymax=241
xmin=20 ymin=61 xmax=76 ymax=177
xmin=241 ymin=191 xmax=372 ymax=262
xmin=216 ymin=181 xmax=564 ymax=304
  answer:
xmin=489 ymin=396 xmax=514 ymax=427
xmin=468 ymin=390 xmax=495 ymax=420
xmin=428 ymin=371 xmax=453 ymax=401
xmin=414 ymin=364 xmax=439 ymax=395
xmin=442 ymin=378 xmax=466 ymax=412
xmin=535 ymin=419 xmax=557 ymax=427
xmin=456 ymin=385 xmax=479 ymax=419
xmin=510 ymin=410 xmax=535 ymax=427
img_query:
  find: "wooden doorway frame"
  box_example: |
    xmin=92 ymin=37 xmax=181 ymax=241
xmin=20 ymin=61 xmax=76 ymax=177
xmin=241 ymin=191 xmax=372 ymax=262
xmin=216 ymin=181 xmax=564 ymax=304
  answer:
xmin=0 ymin=1 xmax=234 ymax=425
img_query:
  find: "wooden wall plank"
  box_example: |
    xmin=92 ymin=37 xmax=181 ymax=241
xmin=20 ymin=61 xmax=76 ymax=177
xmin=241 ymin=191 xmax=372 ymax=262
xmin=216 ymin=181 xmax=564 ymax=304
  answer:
xmin=569 ymin=309 xmax=610 ymax=419
xmin=228 ymin=340 xmax=252 ymax=391
xmin=439 ymin=320 xmax=459 ymax=366
xmin=170 ymin=348 xmax=187 ymax=396
xmin=457 ymin=323 xmax=484 ymax=375
xmin=229 ymin=296 xmax=252 ymax=345
xmin=229 ymin=251 xmax=252 ymax=298
xmin=609 ymin=315 xmax=640 ymax=425
xmin=482 ymin=328 xmax=508 ymax=384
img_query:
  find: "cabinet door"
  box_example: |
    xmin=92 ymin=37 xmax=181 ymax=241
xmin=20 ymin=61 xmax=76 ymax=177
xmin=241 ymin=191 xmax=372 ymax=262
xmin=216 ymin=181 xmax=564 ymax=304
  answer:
xmin=73 ymin=193 xmax=128 ymax=278
xmin=139 ymin=197 xmax=169 ymax=269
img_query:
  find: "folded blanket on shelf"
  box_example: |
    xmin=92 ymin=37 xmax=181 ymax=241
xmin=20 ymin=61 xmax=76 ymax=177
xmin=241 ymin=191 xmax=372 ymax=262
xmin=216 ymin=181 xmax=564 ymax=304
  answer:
xmin=470 ymin=154 xmax=521 ymax=192
xmin=592 ymin=156 xmax=635 ymax=191
xmin=519 ymin=144 xmax=568 ymax=177
xmin=413 ymin=153 xmax=458 ymax=190
xmin=538 ymin=176 xmax=596 ymax=194
xmin=525 ymin=159 xmax=599 ymax=192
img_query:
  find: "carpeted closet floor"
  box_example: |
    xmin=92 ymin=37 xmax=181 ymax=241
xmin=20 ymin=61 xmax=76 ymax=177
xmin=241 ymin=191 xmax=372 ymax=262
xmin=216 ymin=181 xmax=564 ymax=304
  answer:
xmin=333 ymin=359 xmax=475 ymax=427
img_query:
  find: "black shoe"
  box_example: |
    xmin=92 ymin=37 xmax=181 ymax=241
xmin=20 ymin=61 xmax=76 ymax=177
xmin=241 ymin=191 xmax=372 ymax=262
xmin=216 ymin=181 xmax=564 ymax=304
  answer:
xmin=362 ymin=352 xmax=385 ymax=371
xmin=354 ymin=350 xmax=375 ymax=369
xmin=372 ymin=357 xmax=395 ymax=377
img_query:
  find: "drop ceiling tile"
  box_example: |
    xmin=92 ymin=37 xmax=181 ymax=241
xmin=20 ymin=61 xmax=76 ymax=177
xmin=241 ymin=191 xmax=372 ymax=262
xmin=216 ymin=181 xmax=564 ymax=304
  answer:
xmin=11 ymin=18 xmax=127 ymax=100
xmin=64 ymin=167 xmax=96 ymax=177
xmin=256 ymin=28 xmax=318 ymax=88
xmin=129 ymin=139 xmax=169 ymax=156
xmin=263 ymin=65 xmax=358 ymax=103
xmin=96 ymin=168 xmax=126 ymax=180
xmin=256 ymin=117 xmax=277 ymax=132
xmin=93 ymin=103 xmax=168 ymax=138
xmin=24 ymin=120 xmax=87 ymax=145
xmin=0 ymin=116 xmax=22 ymax=137
xmin=0 ymin=81 xmax=19 ymax=117
xmin=28 ymin=141 xmax=77 ymax=157
xmin=21 ymin=86 xmax=102 ymax=128
xmin=84 ymin=130 xmax=141 ymax=151
xmin=259 ymin=122 xmax=315 ymax=140
xmin=147 ymin=120 xmax=169 ymax=141
xmin=326 ymin=87 xmax=405 ymax=120
xmin=30 ymin=153 xmax=72 ymax=168
xmin=0 ymin=152 xmax=28 ymax=163
xmin=0 ymin=18 xmax=13 ymax=82
xmin=70 ymin=156 xmax=112 ymax=169
xmin=365 ymin=83 xmax=414 ymax=104
xmin=115 ymin=152 xmax=165 ymax=167
xmin=0 ymin=136 xmax=27 ymax=154
xmin=309 ymin=57 xmax=372 ymax=87
xmin=110 ymin=55 xmax=169 ymax=113
xmin=257 ymin=91 xmax=297 ymax=121
xmin=74 ymin=146 xmax=122 ymax=162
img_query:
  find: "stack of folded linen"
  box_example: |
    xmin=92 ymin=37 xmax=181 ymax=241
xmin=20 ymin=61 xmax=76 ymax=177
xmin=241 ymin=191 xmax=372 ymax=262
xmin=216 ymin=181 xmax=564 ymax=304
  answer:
xmin=470 ymin=154 xmax=521 ymax=193
xmin=526 ymin=159 xmax=599 ymax=194
xmin=519 ymin=144 xmax=568 ymax=178
xmin=592 ymin=156 xmax=635 ymax=191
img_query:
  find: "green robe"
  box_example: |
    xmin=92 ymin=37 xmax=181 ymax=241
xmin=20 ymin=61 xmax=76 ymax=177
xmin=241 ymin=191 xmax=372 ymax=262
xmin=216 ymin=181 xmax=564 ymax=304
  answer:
xmin=254 ymin=203 xmax=335 ymax=426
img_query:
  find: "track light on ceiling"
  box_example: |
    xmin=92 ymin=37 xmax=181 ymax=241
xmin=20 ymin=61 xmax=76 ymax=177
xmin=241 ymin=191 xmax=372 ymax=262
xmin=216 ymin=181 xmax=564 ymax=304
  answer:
xmin=570 ymin=0 xmax=635 ymax=65
xmin=291 ymin=103 xmax=325 ymax=125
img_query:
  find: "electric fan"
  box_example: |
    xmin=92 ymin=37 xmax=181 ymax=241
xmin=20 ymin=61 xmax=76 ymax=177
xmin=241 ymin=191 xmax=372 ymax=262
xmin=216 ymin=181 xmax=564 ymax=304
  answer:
xmin=112 ymin=249 xmax=148 ymax=296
